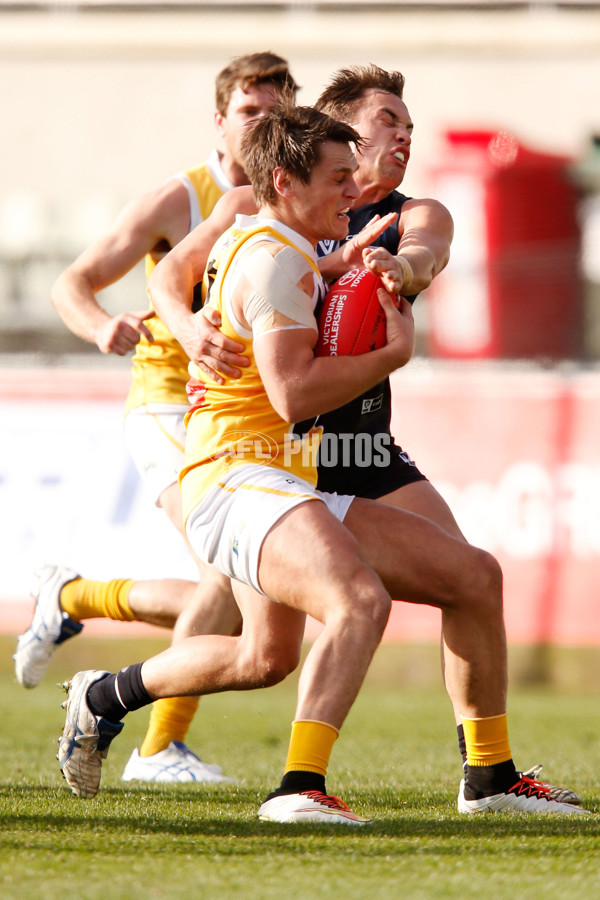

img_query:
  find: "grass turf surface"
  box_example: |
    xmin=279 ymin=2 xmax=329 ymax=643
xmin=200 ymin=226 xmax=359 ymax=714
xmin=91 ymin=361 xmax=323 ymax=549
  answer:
xmin=1 ymin=635 xmax=599 ymax=899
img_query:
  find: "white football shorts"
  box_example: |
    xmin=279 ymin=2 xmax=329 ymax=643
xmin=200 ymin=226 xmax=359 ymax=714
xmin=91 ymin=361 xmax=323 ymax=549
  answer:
xmin=123 ymin=404 xmax=188 ymax=506
xmin=185 ymin=463 xmax=355 ymax=594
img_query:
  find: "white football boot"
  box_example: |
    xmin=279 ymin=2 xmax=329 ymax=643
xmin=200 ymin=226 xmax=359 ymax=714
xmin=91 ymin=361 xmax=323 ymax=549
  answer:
xmin=122 ymin=742 xmax=233 ymax=784
xmin=258 ymin=790 xmax=371 ymax=825
xmin=458 ymin=774 xmax=587 ymax=815
xmin=14 ymin=564 xmax=83 ymax=688
xmin=57 ymin=670 xmax=123 ymax=798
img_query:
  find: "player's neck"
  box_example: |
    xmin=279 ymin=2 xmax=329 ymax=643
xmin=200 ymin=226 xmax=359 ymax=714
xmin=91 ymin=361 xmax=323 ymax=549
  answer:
xmin=257 ymin=206 xmax=316 ymax=250
xmin=218 ymin=152 xmax=251 ymax=188
xmin=354 ymin=168 xmax=400 ymax=207
xmin=354 ymin=180 xmax=393 ymax=207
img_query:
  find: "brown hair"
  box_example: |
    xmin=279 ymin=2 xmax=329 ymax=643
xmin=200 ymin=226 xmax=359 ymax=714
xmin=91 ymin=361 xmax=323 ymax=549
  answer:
xmin=241 ymin=99 xmax=363 ymax=207
xmin=215 ymin=51 xmax=299 ymax=116
xmin=316 ymin=64 xmax=405 ymax=123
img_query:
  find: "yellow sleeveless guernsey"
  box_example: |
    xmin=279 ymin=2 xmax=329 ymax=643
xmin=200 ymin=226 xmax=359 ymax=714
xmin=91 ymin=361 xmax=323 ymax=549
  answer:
xmin=180 ymin=218 xmax=323 ymax=525
xmin=124 ymin=153 xmax=234 ymax=413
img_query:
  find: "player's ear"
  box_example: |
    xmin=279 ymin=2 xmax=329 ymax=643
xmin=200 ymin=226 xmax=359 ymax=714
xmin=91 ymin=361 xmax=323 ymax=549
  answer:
xmin=214 ymin=110 xmax=226 ymax=139
xmin=273 ymin=167 xmax=294 ymax=198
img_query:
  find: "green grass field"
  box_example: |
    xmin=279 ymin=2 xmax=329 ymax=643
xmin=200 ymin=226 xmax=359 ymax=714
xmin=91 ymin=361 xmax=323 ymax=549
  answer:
xmin=1 ymin=634 xmax=599 ymax=899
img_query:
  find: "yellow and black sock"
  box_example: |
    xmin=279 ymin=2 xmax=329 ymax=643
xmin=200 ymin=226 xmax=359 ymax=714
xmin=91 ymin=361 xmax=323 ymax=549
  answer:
xmin=275 ymin=720 xmax=339 ymax=796
xmin=462 ymin=714 xmax=518 ymax=798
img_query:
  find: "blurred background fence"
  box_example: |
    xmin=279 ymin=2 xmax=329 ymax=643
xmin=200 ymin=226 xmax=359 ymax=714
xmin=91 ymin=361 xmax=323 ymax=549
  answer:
xmin=1 ymin=0 xmax=600 ymax=356
xmin=1 ymin=1 xmax=600 ymax=651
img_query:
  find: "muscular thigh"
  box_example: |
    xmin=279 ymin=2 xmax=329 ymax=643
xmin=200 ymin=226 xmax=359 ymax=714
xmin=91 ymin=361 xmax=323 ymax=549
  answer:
xmin=343 ymin=497 xmax=479 ymax=607
xmin=380 ymin=480 xmax=467 ymax=542
xmin=186 ymin=464 xmax=354 ymax=598
xmin=258 ymin=498 xmax=380 ymax=623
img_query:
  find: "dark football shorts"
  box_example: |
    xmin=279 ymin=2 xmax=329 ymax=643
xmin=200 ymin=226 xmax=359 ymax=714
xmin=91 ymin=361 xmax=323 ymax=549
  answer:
xmin=317 ymin=443 xmax=428 ymax=500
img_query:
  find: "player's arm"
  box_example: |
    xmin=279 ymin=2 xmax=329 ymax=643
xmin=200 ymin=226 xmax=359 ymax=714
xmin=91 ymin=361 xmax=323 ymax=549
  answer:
xmin=50 ymin=179 xmax=188 ymax=355
xmin=246 ymin=262 xmax=414 ymax=423
xmin=362 ymin=198 xmax=453 ymax=296
xmin=317 ymin=212 xmax=397 ymax=283
xmin=149 ymin=186 xmax=257 ymax=382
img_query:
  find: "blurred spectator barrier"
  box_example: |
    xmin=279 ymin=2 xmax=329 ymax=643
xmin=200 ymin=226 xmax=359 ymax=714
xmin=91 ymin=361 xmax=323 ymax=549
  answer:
xmin=570 ymin=135 xmax=600 ymax=359
xmin=425 ymin=129 xmax=584 ymax=361
xmin=2 ymin=362 xmax=599 ymax=645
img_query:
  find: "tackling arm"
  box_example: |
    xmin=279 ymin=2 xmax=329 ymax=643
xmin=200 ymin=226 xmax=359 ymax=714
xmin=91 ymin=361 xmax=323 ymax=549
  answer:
xmin=362 ymin=198 xmax=453 ymax=296
xmin=149 ymin=186 xmax=256 ymax=381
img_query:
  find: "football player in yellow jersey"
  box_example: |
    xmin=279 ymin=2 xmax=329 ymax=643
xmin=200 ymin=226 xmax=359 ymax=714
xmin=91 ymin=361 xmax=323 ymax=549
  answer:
xmin=150 ymin=65 xmax=582 ymax=809
xmin=56 ymin=102 xmax=584 ymax=820
xmin=15 ymin=51 xmax=298 ymax=785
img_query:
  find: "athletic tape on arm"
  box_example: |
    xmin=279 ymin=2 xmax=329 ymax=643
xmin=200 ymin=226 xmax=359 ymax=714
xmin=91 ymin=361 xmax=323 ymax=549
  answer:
xmin=242 ymin=246 xmax=318 ymax=335
xmin=396 ymin=254 xmax=414 ymax=291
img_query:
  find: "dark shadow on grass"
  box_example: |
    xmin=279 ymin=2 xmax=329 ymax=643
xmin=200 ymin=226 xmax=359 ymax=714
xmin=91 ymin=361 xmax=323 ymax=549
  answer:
xmin=1 ymin=784 xmax=599 ymax=850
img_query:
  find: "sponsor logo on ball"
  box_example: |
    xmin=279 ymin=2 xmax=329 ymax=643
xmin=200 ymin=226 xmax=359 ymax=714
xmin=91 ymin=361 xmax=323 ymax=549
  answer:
xmin=336 ymin=267 xmax=370 ymax=288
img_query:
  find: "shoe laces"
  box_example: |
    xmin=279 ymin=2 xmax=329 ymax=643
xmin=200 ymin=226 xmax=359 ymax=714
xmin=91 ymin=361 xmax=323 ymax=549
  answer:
xmin=509 ymin=774 xmax=552 ymax=799
xmin=300 ymin=790 xmax=351 ymax=811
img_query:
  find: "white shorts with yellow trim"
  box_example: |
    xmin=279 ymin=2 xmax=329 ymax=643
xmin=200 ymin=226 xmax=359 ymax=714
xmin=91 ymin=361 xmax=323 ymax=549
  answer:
xmin=185 ymin=464 xmax=354 ymax=594
xmin=123 ymin=404 xmax=188 ymax=506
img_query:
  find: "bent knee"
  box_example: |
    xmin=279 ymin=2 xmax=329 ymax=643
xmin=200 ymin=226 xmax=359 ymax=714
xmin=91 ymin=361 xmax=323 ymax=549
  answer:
xmin=463 ymin=546 xmax=504 ymax=614
xmin=478 ymin=547 xmax=503 ymax=594
xmin=331 ymin=566 xmax=391 ymax=634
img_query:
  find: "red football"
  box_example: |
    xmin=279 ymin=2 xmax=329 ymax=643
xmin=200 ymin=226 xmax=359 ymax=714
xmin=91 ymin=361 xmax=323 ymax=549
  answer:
xmin=315 ymin=267 xmax=392 ymax=357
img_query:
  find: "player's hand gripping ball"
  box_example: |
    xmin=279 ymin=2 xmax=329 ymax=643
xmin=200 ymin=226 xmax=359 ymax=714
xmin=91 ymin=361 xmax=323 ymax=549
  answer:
xmin=315 ymin=267 xmax=397 ymax=357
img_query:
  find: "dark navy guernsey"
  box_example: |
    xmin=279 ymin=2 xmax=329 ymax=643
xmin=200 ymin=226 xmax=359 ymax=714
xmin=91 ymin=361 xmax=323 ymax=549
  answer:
xmin=317 ymin=189 xmax=407 ymax=260
xmin=297 ymin=189 xmax=427 ymax=499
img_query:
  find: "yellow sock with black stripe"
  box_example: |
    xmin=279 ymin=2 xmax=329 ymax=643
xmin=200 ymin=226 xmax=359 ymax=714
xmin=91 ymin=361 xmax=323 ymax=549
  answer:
xmin=59 ymin=578 xmax=136 ymax=622
xmin=462 ymin=714 xmax=512 ymax=766
xmin=140 ymin=696 xmax=200 ymax=757
xmin=284 ymin=720 xmax=339 ymax=776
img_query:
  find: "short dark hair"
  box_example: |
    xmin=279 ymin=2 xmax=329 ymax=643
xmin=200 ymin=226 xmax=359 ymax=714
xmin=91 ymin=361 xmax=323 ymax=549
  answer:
xmin=215 ymin=51 xmax=299 ymax=116
xmin=316 ymin=64 xmax=405 ymax=123
xmin=241 ymin=99 xmax=363 ymax=207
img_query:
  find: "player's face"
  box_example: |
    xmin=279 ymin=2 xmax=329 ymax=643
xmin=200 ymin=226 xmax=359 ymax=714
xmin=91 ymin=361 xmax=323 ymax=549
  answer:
xmin=351 ymin=89 xmax=413 ymax=193
xmin=216 ymin=82 xmax=282 ymax=168
xmin=288 ymin=141 xmax=361 ymax=246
